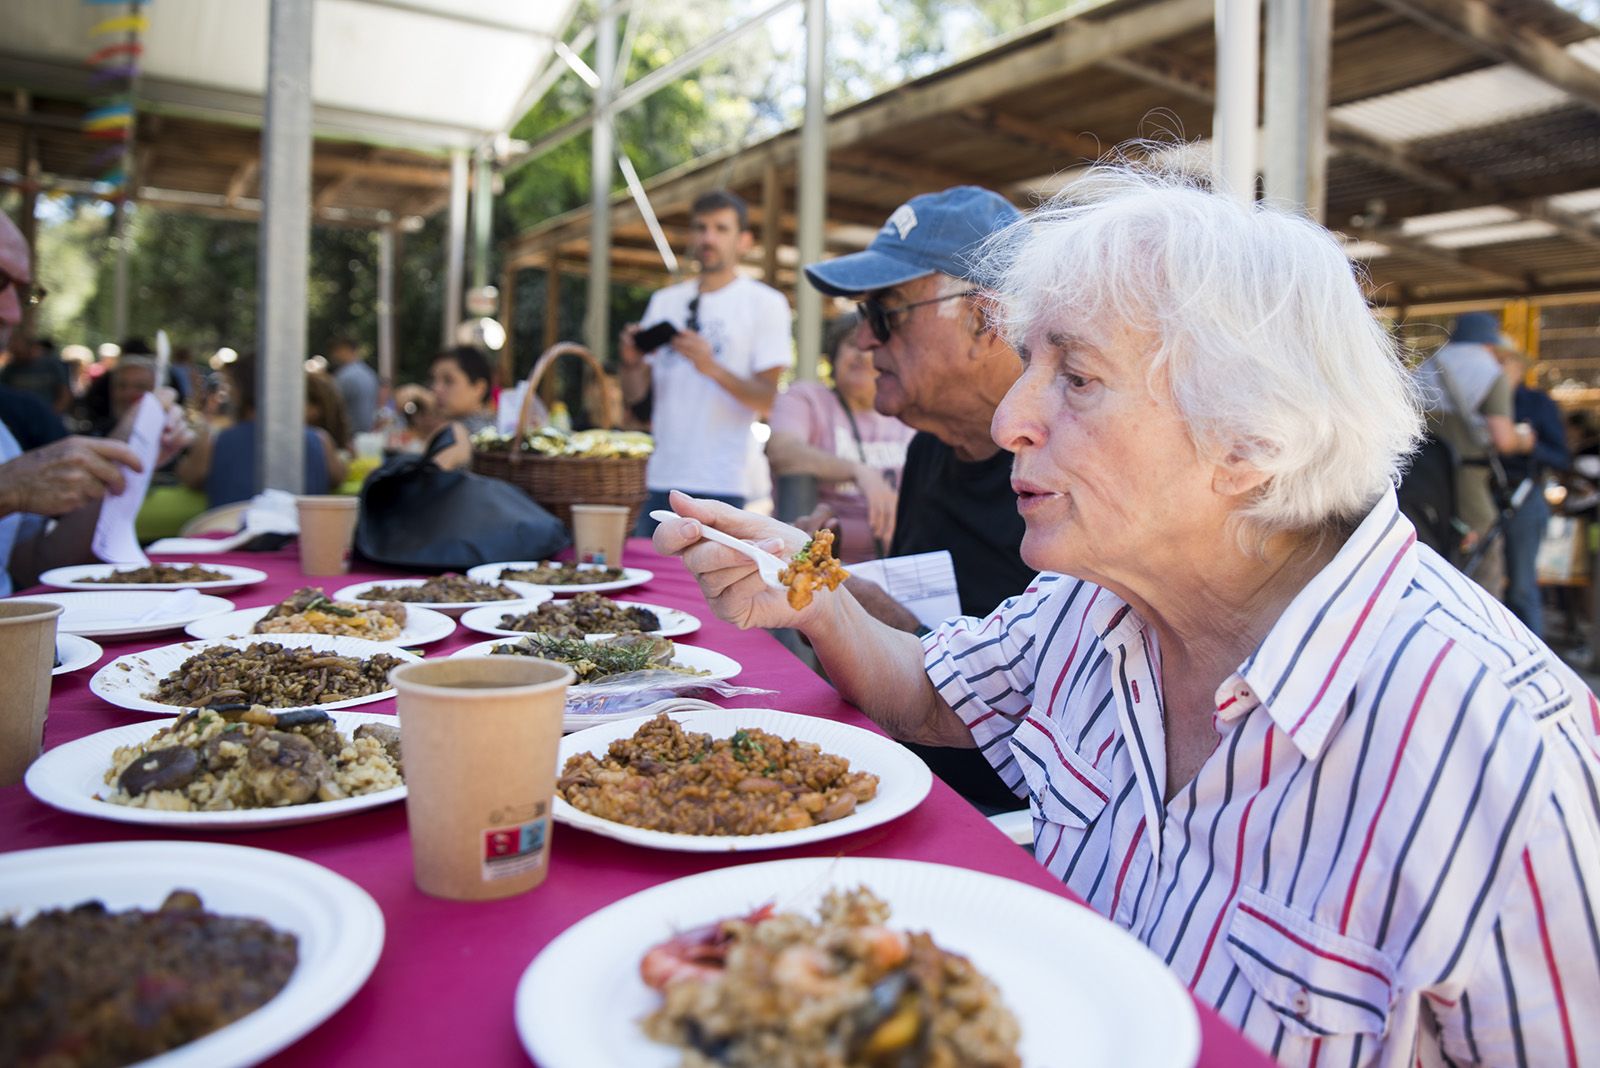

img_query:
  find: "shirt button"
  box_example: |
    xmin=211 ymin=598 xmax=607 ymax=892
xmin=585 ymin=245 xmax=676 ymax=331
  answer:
xmin=1292 ymin=988 xmax=1312 ymax=1015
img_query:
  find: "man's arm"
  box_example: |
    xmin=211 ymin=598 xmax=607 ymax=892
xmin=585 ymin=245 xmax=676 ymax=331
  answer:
xmin=673 ymin=331 xmax=782 ymax=416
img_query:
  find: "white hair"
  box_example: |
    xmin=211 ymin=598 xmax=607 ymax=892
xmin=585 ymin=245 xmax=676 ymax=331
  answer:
xmin=979 ymin=157 xmax=1423 ymax=539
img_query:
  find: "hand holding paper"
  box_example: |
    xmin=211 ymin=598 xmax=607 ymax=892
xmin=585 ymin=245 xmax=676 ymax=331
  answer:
xmin=0 ymin=437 xmax=141 ymax=517
xmin=91 ymin=392 xmax=165 ymax=565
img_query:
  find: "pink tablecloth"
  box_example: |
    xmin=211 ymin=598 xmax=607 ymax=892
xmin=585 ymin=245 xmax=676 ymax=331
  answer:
xmin=0 ymin=539 xmax=1272 ymax=1067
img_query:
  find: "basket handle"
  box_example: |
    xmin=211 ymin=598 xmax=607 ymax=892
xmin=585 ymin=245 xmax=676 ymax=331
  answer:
xmin=516 ymin=342 xmax=623 ymax=439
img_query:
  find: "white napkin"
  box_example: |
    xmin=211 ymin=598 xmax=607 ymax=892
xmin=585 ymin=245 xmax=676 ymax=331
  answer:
xmin=146 ymin=488 xmax=304 ymax=555
xmin=91 ymin=393 xmax=164 ymax=565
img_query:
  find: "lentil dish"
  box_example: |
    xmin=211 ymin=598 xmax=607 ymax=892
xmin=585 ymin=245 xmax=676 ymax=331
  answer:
xmin=148 ymin=641 xmax=405 ymax=708
xmin=357 ymin=573 xmax=519 ymax=603
xmin=557 ymin=713 xmax=878 ymax=835
xmin=102 ymin=705 xmax=403 ymax=811
xmin=82 ymin=564 xmax=231 ymax=584
xmin=779 ymin=529 xmax=848 ymax=611
xmin=0 ymin=890 xmax=298 ymax=1068
xmin=499 ymin=562 xmax=625 ymax=585
xmin=640 ymin=887 xmax=1021 ymax=1068
xmin=496 ymin=591 xmax=659 ymax=638
xmin=254 ymin=587 xmax=406 ymax=641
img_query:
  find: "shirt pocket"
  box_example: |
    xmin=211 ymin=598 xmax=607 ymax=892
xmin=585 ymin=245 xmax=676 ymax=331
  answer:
xmin=1011 ymin=718 xmax=1112 ymax=829
xmin=1226 ymin=885 xmax=1397 ymax=1040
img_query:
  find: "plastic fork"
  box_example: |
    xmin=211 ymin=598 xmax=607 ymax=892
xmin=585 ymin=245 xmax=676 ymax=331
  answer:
xmin=649 ymin=510 xmax=786 ymax=589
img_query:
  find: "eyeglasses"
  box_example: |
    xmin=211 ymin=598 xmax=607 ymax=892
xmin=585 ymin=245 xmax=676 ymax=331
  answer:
xmin=856 ymin=289 xmax=977 ymax=343
xmin=0 ymin=270 xmax=46 ymax=308
xmin=686 ymin=294 xmax=701 ymax=333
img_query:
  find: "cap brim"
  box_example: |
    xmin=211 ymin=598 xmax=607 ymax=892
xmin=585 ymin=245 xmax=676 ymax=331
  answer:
xmin=803 ymin=249 xmax=934 ymax=297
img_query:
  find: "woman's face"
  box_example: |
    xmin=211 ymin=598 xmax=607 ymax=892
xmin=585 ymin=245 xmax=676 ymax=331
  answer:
xmin=832 ymin=340 xmax=878 ymax=405
xmin=112 ymin=365 xmax=155 ymax=416
xmin=431 ymin=358 xmax=486 ymax=419
xmin=990 ymin=316 xmax=1226 ymax=584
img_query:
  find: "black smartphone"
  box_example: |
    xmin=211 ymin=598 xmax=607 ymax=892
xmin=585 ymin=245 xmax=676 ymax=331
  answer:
xmin=633 ymin=321 xmax=678 ymax=353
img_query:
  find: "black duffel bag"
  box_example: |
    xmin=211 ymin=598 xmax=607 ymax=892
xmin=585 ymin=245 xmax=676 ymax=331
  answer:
xmin=354 ymin=428 xmax=569 ymax=570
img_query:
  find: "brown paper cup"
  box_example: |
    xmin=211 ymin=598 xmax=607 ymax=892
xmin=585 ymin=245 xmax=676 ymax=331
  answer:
xmin=391 ymin=656 xmax=575 ymax=901
xmin=296 ymin=495 xmax=360 ymax=576
xmin=571 ymin=504 xmax=630 ymax=568
xmin=0 ymin=601 xmax=63 ymax=786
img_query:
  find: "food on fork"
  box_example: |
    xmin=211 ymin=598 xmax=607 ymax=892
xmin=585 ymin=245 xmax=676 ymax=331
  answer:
xmin=778 ymin=528 xmax=849 ymax=611
xmin=639 ymin=887 xmax=1021 ymax=1067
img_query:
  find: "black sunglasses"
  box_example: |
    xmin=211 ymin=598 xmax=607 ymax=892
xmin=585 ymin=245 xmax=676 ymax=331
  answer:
xmin=856 ymin=289 xmax=977 ymax=343
xmin=0 ymin=270 xmax=45 ymax=308
xmin=686 ymin=294 xmax=701 ymax=333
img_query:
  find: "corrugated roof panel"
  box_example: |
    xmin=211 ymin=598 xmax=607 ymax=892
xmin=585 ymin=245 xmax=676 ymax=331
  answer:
xmin=1426 ymin=220 xmax=1561 ymax=248
xmin=1400 ymin=206 xmax=1520 ymax=236
xmin=1548 ymin=187 xmax=1600 ymax=212
xmin=1331 ymin=64 xmax=1568 ymax=143
xmin=1343 ymin=240 xmax=1391 ymax=259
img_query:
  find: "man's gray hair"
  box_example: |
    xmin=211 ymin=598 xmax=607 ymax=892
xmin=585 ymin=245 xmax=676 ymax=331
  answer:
xmin=979 ymin=160 xmax=1423 ymax=538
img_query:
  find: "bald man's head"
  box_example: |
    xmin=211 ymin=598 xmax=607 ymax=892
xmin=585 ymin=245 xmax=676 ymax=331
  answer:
xmin=0 ymin=209 xmax=30 ymax=352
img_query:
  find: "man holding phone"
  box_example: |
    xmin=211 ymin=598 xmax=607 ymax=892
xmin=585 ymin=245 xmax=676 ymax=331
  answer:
xmin=619 ymin=191 xmax=792 ymax=532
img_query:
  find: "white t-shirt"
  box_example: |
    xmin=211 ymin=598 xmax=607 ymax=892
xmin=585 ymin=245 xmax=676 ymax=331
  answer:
xmin=641 ymin=275 xmax=792 ymax=497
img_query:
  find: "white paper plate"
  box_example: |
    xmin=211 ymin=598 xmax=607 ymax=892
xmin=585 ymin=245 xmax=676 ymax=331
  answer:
xmin=26 ymin=709 xmax=405 ymax=830
xmin=554 ymin=708 xmax=929 ymax=852
xmin=331 ymin=577 xmax=552 ymax=617
xmin=0 ymin=840 xmax=384 ymax=1068
xmin=53 ymin=632 xmax=103 ymax=675
xmin=8 ymin=591 xmax=237 ymax=638
xmin=184 ymin=602 xmax=456 ymax=647
xmin=91 ymin=634 xmax=421 ymax=717
xmin=516 ymin=856 xmax=1200 ymax=1068
xmin=39 ymin=562 xmax=269 ymax=593
xmin=465 ymin=561 xmax=654 ymax=595
xmin=458 ymin=599 xmax=699 ymax=641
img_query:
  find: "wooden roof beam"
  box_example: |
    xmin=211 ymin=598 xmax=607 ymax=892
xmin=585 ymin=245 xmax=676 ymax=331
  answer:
xmin=960 ymin=106 xmax=1107 ymax=162
xmin=1347 ymin=223 xmax=1535 ymax=290
xmin=1374 ymin=0 xmax=1600 ymax=115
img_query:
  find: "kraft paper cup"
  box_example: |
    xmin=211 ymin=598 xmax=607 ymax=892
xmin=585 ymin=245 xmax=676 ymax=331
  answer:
xmin=571 ymin=504 xmax=630 ymax=568
xmin=0 ymin=601 xmax=63 ymax=786
xmin=296 ymin=495 xmax=360 ymax=576
xmin=391 ymin=656 xmax=575 ymax=901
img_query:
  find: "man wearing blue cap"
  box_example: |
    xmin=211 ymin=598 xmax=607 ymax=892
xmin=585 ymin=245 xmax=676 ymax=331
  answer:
xmin=801 ymin=186 xmax=1034 ymax=812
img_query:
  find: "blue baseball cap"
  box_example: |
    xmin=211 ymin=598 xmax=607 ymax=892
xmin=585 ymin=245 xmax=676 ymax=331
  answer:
xmin=1448 ymin=311 xmax=1506 ymax=346
xmin=803 ymin=186 xmax=1022 ymax=297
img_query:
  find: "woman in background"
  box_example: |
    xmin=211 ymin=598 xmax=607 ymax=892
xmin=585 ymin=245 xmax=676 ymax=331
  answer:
xmin=766 ymin=313 xmax=916 ymax=562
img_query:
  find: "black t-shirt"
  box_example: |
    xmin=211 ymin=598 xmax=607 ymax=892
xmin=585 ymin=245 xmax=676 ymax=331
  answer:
xmin=890 ymin=432 xmax=1033 ymax=619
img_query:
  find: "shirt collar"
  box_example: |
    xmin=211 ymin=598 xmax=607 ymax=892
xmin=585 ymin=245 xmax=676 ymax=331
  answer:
xmin=1221 ymin=487 xmax=1419 ymax=759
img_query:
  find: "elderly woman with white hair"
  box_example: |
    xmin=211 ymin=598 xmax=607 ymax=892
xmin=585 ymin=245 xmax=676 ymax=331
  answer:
xmin=655 ymin=163 xmax=1600 ymax=1066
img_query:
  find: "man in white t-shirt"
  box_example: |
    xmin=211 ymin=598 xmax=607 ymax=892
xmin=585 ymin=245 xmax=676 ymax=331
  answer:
xmin=619 ymin=191 xmax=792 ymax=532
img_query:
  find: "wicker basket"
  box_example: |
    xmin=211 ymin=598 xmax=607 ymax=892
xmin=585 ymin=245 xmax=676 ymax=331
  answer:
xmin=470 ymin=342 xmax=649 ymax=531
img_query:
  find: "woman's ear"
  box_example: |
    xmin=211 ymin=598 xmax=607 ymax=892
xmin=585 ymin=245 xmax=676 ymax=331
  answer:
xmin=1210 ymin=443 xmax=1271 ymax=500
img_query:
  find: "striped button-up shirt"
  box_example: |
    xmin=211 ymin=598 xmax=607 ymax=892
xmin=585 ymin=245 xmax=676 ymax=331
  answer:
xmin=923 ymin=488 xmax=1600 ymax=1067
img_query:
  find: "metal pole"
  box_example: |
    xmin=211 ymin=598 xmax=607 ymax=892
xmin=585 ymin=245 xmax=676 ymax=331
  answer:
xmin=1213 ymin=0 xmax=1260 ymax=203
xmin=442 ymin=147 xmax=469 ymax=347
xmin=794 ymin=0 xmax=826 ymax=381
xmin=112 ymin=203 xmax=130 ymax=340
xmin=1263 ymin=0 xmax=1329 ymax=219
xmin=471 ymin=148 xmax=493 ymax=293
xmin=376 ymin=224 xmax=396 ymax=385
xmin=256 ymin=0 xmax=312 ymax=494
xmin=585 ymin=8 xmax=617 ymax=358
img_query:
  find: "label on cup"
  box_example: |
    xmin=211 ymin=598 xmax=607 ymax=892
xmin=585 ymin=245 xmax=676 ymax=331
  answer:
xmin=481 ymin=817 xmax=548 ymax=882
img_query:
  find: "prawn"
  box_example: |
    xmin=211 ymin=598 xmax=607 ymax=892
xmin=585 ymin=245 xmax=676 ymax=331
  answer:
xmin=638 ymin=903 xmax=776 ymax=990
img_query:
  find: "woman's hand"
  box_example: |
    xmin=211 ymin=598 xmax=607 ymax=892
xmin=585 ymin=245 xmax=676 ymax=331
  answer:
xmin=652 ymin=490 xmax=817 ymax=631
xmin=852 ymin=463 xmax=897 ymax=547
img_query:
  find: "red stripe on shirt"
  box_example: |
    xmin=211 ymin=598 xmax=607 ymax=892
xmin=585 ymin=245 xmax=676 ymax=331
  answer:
xmin=1236 ymin=903 xmax=1390 ymax=984
xmin=1108 ymin=822 xmax=1146 ymax=919
xmin=1190 ymin=726 xmax=1275 ymax=985
xmin=1523 ymin=848 xmax=1579 ymax=1068
xmin=1023 ymin=715 xmax=1109 ymax=802
xmin=1045 ymin=588 xmax=1103 ymax=713
xmin=1338 ymin=638 xmax=1452 ymax=934
xmin=1289 ymin=532 xmax=1416 ymax=736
